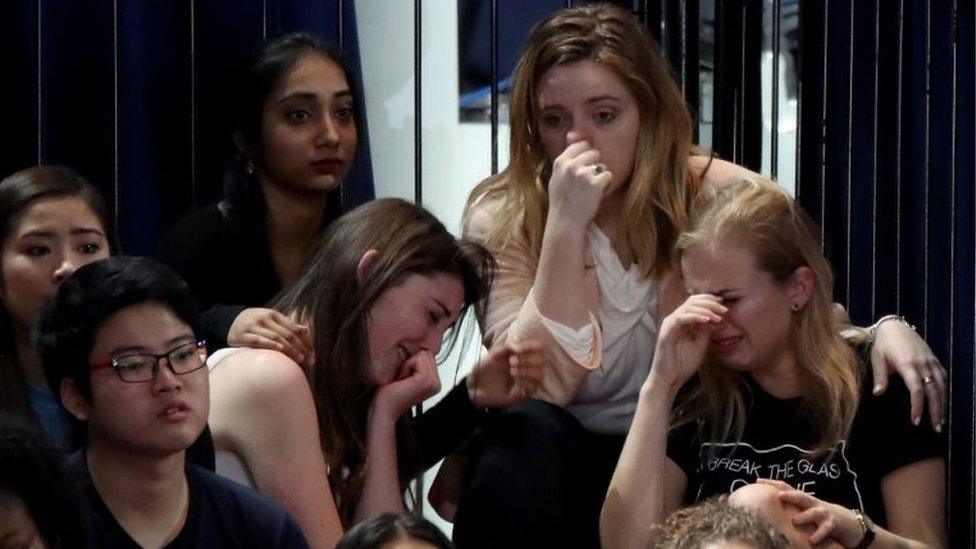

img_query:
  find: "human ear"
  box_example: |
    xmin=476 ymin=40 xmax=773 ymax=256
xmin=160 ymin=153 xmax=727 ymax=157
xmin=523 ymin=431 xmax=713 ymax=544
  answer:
xmin=356 ymin=249 xmax=380 ymax=287
xmin=789 ymin=266 xmax=815 ymax=311
xmin=60 ymin=378 xmax=91 ymax=421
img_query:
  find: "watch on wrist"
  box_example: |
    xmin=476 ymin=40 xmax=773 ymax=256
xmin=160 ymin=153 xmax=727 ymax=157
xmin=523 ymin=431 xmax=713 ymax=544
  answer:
xmin=852 ymin=508 xmax=876 ymax=548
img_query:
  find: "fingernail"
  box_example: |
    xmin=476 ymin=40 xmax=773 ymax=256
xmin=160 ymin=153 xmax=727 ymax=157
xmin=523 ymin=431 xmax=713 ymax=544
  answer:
xmin=873 ymin=384 xmax=883 ymax=395
xmin=914 ymin=416 xmax=921 ymax=426
xmin=935 ymin=423 xmax=943 ymax=433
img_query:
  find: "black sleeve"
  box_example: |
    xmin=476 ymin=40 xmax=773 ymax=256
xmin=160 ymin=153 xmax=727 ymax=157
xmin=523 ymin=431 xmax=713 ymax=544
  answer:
xmin=198 ymin=305 xmax=246 ymax=352
xmin=860 ymin=374 xmax=945 ymax=478
xmin=158 ymin=206 xmax=244 ymax=350
xmin=409 ymin=380 xmax=484 ymax=471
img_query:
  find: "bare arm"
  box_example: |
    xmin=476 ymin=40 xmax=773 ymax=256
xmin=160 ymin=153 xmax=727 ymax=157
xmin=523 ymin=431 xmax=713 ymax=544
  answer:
xmin=601 ymin=294 xmax=725 ymax=549
xmin=355 ymin=351 xmax=441 ymax=522
xmin=763 ymin=457 xmax=945 ymax=548
xmin=208 ymin=350 xmax=343 ymax=549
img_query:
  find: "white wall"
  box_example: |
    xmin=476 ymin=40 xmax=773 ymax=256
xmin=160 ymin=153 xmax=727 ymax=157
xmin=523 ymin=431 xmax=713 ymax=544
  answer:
xmin=356 ymin=0 xmax=508 ymax=535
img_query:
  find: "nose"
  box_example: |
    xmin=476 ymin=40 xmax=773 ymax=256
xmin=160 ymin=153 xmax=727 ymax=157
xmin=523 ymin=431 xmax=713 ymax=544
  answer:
xmin=421 ymin=329 xmax=445 ymax=358
xmin=51 ymin=254 xmax=77 ymax=284
xmin=565 ymin=128 xmax=589 ymax=148
xmin=152 ymin=358 xmax=184 ymax=394
xmin=315 ymin=115 xmax=340 ymax=148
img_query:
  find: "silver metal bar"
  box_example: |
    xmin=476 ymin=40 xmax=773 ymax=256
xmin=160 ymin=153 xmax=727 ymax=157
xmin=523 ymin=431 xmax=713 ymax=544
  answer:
xmin=113 ymin=0 xmax=120 ymax=233
xmin=37 ymin=0 xmax=42 ymax=163
xmin=820 ymin=1 xmax=828 ymax=242
xmin=845 ymin=0 xmax=854 ymax=306
xmin=923 ymin=0 xmax=931 ymax=334
xmin=262 ymin=0 xmax=267 ymax=39
xmin=871 ymin=0 xmax=880 ymax=318
xmin=895 ymin=0 xmax=904 ymax=310
xmin=191 ymin=0 xmax=197 ymax=202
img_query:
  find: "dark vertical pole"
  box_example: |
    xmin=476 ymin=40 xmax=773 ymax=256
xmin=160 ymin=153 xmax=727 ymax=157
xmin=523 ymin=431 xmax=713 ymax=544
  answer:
xmin=112 ymin=0 xmax=119 ymax=234
xmin=490 ymin=0 xmax=499 ymax=174
xmin=190 ymin=0 xmax=196 ymax=202
xmin=413 ymin=0 xmax=422 ymax=205
xmin=771 ymin=0 xmax=780 ymax=179
xmin=37 ymin=0 xmax=43 ymax=163
xmin=337 ymin=0 xmax=344 ymax=52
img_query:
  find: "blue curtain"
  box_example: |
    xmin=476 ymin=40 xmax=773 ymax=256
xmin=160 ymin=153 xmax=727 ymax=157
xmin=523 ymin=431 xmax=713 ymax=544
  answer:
xmin=799 ymin=1 xmax=974 ymax=542
xmin=0 ymin=0 xmax=374 ymax=255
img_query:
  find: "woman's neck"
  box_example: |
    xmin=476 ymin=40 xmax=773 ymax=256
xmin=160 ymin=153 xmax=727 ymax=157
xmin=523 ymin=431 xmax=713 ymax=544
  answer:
xmin=87 ymin=443 xmax=189 ymax=547
xmin=260 ymin=179 xmax=329 ymax=285
xmin=749 ymin=351 xmax=804 ymax=399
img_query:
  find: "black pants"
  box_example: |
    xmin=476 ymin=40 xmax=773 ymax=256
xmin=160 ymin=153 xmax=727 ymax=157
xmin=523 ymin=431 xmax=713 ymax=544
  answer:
xmin=452 ymin=399 xmax=626 ymax=549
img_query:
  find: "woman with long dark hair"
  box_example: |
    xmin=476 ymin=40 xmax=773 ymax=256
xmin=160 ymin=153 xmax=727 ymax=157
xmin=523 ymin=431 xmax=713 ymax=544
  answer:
xmin=159 ymin=32 xmax=364 ymax=365
xmin=207 ymin=198 xmax=543 ymax=547
xmin=0 ymin=166 xmax=115 ymax=447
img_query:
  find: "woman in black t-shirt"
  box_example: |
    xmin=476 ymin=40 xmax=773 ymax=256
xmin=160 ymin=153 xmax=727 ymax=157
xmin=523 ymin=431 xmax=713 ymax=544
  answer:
xmin=602 ymin=178 xmax=945 ymax=549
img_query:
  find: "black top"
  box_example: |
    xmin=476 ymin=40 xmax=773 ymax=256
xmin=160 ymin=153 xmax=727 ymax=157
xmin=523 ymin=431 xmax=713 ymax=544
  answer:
xmin=67 ymin=451 xmax=309 ymax=548
xmin=667 ymin=371 xmax=944 ymax=528
xmin=157 ymin=203 xmax=279 ymax=350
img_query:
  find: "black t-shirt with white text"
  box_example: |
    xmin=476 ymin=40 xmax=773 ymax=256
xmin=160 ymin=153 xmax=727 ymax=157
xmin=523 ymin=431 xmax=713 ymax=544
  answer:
xmin=667 ymin=372 xmax=943 ymax=527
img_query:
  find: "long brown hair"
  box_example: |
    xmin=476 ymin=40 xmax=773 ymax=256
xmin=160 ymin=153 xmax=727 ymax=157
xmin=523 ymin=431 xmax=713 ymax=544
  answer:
xmin=466 ymin=2 xmax=701 ymax=279
xmin=0 ymin=166 xmax=116 ymax=421
xmin=272 ymin=198 xmax=494 ymax=524
xmin=673 ymin=177 xmax=861 ymax=454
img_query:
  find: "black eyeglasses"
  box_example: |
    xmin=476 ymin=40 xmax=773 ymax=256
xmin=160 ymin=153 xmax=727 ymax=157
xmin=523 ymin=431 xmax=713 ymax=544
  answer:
xmin=89 ymin=341 xmax=207 ymax=383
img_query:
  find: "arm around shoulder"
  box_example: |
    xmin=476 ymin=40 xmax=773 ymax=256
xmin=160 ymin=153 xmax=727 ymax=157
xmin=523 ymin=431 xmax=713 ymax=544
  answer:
xmin=208 ymin=349 xmax=343 ymax=548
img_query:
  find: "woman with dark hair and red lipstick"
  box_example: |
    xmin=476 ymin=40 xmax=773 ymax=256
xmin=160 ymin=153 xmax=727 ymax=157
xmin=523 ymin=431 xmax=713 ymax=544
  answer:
xmin=159 ymin=32 xmax=362 ymax=365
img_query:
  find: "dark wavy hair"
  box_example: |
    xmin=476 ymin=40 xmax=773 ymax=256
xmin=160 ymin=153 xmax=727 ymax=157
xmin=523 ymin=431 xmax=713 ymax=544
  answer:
xmin=272 ymin=198 xmax=495 ymax=525
xmin=223 ymin=31 xmax=364 ymax=236
xmin=35 ymin=257 xmax=200 ymax=447
xmin=0 ymin=413 xmax=85 ymax=548
xmin=336 ymin=512 xmax=453 ymax=549
xmin=0 ymin=166 xmax=117 ymax=421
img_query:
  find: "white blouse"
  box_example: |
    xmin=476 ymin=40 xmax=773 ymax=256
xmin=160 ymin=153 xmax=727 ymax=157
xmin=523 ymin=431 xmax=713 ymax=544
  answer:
xmin=541 ymin=225 xmax=658 ymax=434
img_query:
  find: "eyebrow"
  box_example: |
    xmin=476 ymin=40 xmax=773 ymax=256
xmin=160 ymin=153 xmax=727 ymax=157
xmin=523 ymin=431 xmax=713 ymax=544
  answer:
xmin=277 ymin=90 xmax=353 ymax=104
xmin=108 ymin=335 xmax=195 ymax=356
xmin=538 ymin=95 xmax=622 ymax=109
xmin=19 ymin=227 xmax=105 ymax=240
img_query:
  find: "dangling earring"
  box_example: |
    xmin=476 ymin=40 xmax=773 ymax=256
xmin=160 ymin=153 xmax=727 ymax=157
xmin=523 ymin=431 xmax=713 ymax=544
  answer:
xmin=245 ymin=159 xmax=256 ymax=177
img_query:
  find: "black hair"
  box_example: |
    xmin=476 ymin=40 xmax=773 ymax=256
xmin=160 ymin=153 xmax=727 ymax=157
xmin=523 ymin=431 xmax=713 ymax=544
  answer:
xmin=336 ymin=512 xmax=453 ymax=549
xmin=223 ymin=31 xmax=363 ymax=235
xmin=35 ymin=256 xmax=200 ymax=446
xmin=0 ymin=413 xmax=85 ymax=548
xmin=0 ymin=166 xmax=118 ymax=421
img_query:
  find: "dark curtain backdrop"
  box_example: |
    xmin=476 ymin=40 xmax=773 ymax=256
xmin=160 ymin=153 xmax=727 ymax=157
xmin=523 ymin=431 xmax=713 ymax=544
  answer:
xmin=0 ymin=0 xmax=374 ymax=256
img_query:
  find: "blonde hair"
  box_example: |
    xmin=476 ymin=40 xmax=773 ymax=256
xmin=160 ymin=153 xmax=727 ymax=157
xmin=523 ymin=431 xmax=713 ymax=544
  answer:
xmin=466 ymin=2 xmax=701 ymax=278
xmin=673 ymin=177 xmax=861 ymax=454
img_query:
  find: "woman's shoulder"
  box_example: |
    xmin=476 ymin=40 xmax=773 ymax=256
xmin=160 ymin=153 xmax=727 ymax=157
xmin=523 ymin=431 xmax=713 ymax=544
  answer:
xmin=463 ymin=180 xmax=510 ymax=241
xmin=688 ymin=155 xmax=762 ymax=192
xmin=209 ymin=348 xmax=310 ymax=405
